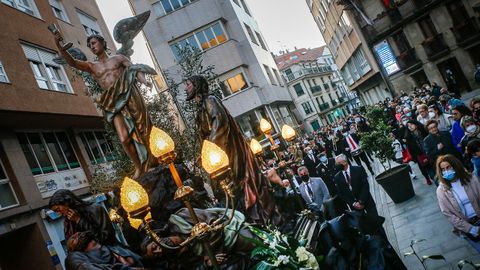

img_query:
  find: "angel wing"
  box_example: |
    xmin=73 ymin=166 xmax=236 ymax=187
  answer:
xmin=114 ymin=10 xmax=151 ymax=59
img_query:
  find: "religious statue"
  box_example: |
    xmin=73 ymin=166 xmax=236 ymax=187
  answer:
xmin=186 ymin=75 xmax=280 ymax=225
xmin=51 ymin=11 xmax=155 ymax=179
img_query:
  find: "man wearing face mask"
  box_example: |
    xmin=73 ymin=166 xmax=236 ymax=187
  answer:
xmin=303 ymin=146 xmax=320 ymax=177
xmin=334 ymin=154 xmax=378 ymax=216
xmin=297 ymin=166 xmax=330 ymax=212
xmin=316 ymin=153 xmax=339 ymax=196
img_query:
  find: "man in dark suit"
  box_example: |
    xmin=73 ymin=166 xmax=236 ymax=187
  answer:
xmin=297 ymin=166 xmax=330 ymax=212
xmin=342 ymin=130 xmax=375 ymax=175
xmin=316 ymin=153 xmax=338 ymax=196
xmin=303 ymin=146 xmax=320 ymax=177
xmin=334 ymin=154 xmax=378 ymax=216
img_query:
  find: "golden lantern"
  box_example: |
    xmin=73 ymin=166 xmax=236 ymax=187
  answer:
xmin=128 ymin=216 xmax=143 ymax=230
xmin=201 ymin=140 xmax=229 ymax=176
xmin=120 ymin=177 xmax=149 ymax=214
xmin=250 ymin=139 xmax=263 ymax=155
xmin=149 ymin=126 xmax=175 ymax=158
xmin=281 ymin=124 xmax=296 ymax=142
xmin=259 ymin=118 xmax=272 ymax=134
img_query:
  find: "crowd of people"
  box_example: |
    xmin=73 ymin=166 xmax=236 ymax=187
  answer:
xmin=47 ymin=81 xmax=480 ymax=269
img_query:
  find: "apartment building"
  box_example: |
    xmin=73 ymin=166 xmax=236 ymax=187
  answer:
xmin=127 ymin=0 xmax=298 ymax=142
xmin=275 ymin=46 xmax=359 ymax=131
xmin=307 ymin=0 xmax=392 ymax=104
xmin=345 ymin=0 xmax=480 ymax=94
xmin=0 ymin=0 xmax=115 ymax=268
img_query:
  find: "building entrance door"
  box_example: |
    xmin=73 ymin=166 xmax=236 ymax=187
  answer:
xmin=437 ymin=57 xmax=472 ymax=93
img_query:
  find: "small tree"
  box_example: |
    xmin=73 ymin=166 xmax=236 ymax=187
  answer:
xmin=359 ymin=105 xmax=395 ymax=171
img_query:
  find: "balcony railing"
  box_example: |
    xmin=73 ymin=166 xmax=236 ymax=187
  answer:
xmin=396 ymin=48 xmax=421 ymax=73
xmin=451 ymin=17 xmax=480 ymax=48
xmin=284 ymin=66 xmax=333 ymax=83
xmin=421 ymin=33 xmax=450 ymax=61
xmin=319 ymin=103 xmax=330 ymax=111
xmin=310 ymin=85 xmax=322 ymax=94
xmin=413 ymin=0 xmax=433 ymax=9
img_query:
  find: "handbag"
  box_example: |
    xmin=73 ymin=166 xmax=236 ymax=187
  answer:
xmin=402 ymin=147 xmax=412 ymax=163
xmin=466 ymin=216 xmax=480 ymax=242
xmin=416 ymin=153 xmax=430 ymax=167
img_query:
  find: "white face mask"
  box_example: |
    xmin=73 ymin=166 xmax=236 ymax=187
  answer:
xmin=466 ymin=125 xmax=478 ymax=133
xmin=428 ymin=112 xmax=436 ymax=118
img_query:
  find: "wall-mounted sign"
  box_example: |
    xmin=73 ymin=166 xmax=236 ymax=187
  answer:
xmin=373 ymin=40 xmax=400 ymax=76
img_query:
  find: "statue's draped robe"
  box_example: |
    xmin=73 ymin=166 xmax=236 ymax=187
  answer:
xmin=65 ymin=244 xmax=143 ymax=270
xmin=197 ymin=96 xmax=279 ymax=225
xmin=97 ymin=64 xmax=153 ymax=173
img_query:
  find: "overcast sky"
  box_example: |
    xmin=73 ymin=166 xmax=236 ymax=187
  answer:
xmin=96 ymin=0 xmax=325 ymax=65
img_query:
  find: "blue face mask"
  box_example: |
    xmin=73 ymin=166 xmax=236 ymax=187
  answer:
xmin=442 ymin=169 xmax=456 ymax=181
xmin=472 ymin=157 xmax=480 ymax=168
xmin=320 ymin=156 xmax=328 ymax=163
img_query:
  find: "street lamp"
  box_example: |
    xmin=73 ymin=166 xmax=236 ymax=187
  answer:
xmin=259 ymin=118 xmax=280 ymax=158
xmin=114 ymin=127 xmax=237 ymax=269
xmin=281 ymin=124 xmax=296 ymax=142
xmin=249 ymin=139 xmax=263 ymax=156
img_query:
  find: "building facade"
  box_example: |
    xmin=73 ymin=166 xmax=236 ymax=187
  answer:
xmin=0 ymin=0 xmax=115 ymax=269
xmin=307 ymin=0 xmax=393 ymax=105
xmin=344 ymin=0 xmax=480 ymax=95
xmin=275 ymin=47 xmax=359 ymax=132
xmin=127 ymin=0 xmax=298 ymax=142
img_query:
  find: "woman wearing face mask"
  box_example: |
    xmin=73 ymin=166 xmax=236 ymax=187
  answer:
xmin=436 ymin=154 xmax=480 ymax=252
xmin=428 ymin=104 xmax=453 ymax=132
xmin=460 ymin=116 xmax=480 ymax=153
xmin=404 ymin=120 xmax=435 ymax=185
xmin=467 ymin=140 xmax=480 ymax=178
xmin=470 ymin=98 xmax=480 ymax=123
xmin=452 ymin=105 xmax=473 ymax=153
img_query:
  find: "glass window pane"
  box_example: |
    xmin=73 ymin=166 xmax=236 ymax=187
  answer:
xmin=195 ymin=32 xmax=209 ymax=50
xmin=180 ymin=0 xmax=189 ymax=5
xmin=152 ymin=2 xmax=166 ymax=17
xmin=43 ymin=132 xmax=68 ymax=171
xmin=203 ymin=28 xmax=218 ymax=47
xmin=56 ymin=132 xmax=79 ymax=168
xmin=54 ymin=83 xmax=67 ymax=92
xmin=26 ymin=133 xmax=54 ymax=174
xmin=84 ymin=132 xmax=104 ymax=164
xmin=234 ymin=73 xmax=247 ymax=90
xmin=161 ymin=0 xmax=173 ymax=13
xmin=80 ymin=134 xmax=95 ymax=164
xmin=0 ymin=163 xmax=6 ymax=180
xmin=36 ymin=79 xmax=49 ymax=89
xmin=212 ymin=23 xmax=226 ymax=44
xmin=0 ymin=75 xmax=7 ymax=83
xmin=17 ymin=133 xmax=42 ymax=175
xmin=0 ymin=183 xmax=17 ymax=209
xmin=227 ymin=77 xmax=239 ymax=93
xmin=186 ymin=36 xmax=199 ymax=50
xmin=170 ymin=0 xmax=181 ymax=9
xmin=170 ymin=44 xmax=181 ymax=60
xmin=95 ymin=132 xmax=113 ymax=161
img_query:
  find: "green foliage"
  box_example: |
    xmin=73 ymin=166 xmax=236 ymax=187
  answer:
xmin=243 ymin=226 xmax=320 ymax=270
xmin=359 ymin=105 xmax=395 ymax=170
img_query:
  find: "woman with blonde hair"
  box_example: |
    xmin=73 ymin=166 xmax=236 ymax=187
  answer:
xmin=436 ymin=154 xmax=480 ymax=252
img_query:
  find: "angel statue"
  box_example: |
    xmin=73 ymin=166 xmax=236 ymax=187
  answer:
xmin=51 ymin=11 xmax=155 ymax=179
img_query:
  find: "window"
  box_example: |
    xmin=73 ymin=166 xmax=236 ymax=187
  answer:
xmin=17 ymin=132 xmax=80 ymax=175
xmin=0 ymin=159 xmax=19 ymax=211
xmin=446 ymin=1 xmax=469 ymax=26
xmin=293 ymin=83 xmax=305 ymax=97
xmin=0 ymin=61 xmax=9 ymax=83
xmin=273 ymin=69 xmax=283 ymax=86
xmin=239 ymin=0 xmax=251 ymax=16
xmin=353 ymin=49 xmax=371 ymax=75
xmin=244 ymin=24 xmax=258 ymax=45
xmin=341 ymin=67 xmax=354 ymax=86
xmin=2 ymin=0 xmax=39 ymax=17
xmin=151 ymin=0 xmax=196 ymax=17
xmin=263 ymin=65 xmax=276 ymax=85
xmin=49 ymin=0 xmax=69 ymax=22
xmin=170 ymin=22 xmax=227 ymax=60
xmin=80 ymin=131 xmax=115 ymax=165
xmin=418 ymin=16 xmax=437 ymax=39
xmin=22 ymin=44 xmax=71 ymax=93
xmin=302 ymin=102 xmax=314 ymax=115
xmin=222 ymin=73 xmax=248 ymax=96
xmin=77 ymin=10 xmax=101 ymax=36
xmin=255 ymin=31 xmax=267 ymax=50
xmin=392 ymin=31 xmax=410 ymax=54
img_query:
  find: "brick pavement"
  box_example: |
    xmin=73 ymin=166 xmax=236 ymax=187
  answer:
xmin=364 ymin=159 xmax=480 ymax=270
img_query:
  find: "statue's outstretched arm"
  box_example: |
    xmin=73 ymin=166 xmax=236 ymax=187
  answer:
xmin=53 ymin=32 xmax=91 ymax=73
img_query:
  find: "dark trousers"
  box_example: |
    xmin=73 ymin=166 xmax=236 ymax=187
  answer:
xmin=353 ymin=152 xmax=374 ymax=174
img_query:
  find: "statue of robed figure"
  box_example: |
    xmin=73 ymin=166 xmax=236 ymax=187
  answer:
xmin=186 ymin=76 xmax=280 ymax=225
xmin=51 ymin=11 xmax=155 ymax=179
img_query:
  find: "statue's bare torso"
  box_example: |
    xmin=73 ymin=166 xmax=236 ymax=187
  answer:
xmin=89 ymin=55 xmax=127 ymax=90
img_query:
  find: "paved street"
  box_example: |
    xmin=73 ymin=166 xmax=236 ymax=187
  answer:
xmin=363 ymin=158 xmax=480 ymax=270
